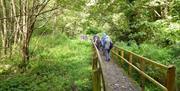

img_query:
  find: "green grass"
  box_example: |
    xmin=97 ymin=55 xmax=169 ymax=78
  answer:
xmin=0 ymin=33 xmax=92 ymax=91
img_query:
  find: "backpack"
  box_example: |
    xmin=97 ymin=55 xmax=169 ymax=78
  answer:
xmin=110 ymin=41 xmax=113 ymax=49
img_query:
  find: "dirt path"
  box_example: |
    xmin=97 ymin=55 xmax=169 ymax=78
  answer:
xmin=99 ymin=52 xmax=140 ymax=91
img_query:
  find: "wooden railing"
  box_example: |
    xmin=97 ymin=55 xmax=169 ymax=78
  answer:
xmin=92 ymin=42 xmax=106 ymax=91
xmin=112 ymin=45 xmax=176 ymax=91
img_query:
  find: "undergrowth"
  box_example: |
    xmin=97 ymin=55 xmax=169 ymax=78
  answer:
xmin=0 ymin=33 xmax=92 ymax=91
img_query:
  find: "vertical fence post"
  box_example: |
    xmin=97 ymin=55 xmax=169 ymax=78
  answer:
xmin=101 ymin=68 xmax=106 ymax=91
xmin=128 ymin=52 xmax=132 ymax=76
xmin=140 ymin=58 xmax=145 ymax=91
xmin=99 ymin=67 xmax=103 ymax=91
xmin=112 ymin=48 xmax=115 ymax=63
xmin=116 ymin=48 xmax=119 ymax=63
xmin=121 ymin=50 xmax=124 ymax=65
xmin=166 ymin=65 xmax=176 ymax=91
xmin=92 ymin=44 xmax=99 ymax=91
xmin=92 ymin=58 xmax=98 ymax=91
xmin=92 ymin=48 xmax=97 ymax=70
xmin=97 ymin=67 xmax=101 ymax=91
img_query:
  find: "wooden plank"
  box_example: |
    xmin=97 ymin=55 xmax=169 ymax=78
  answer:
xmin=99 ymin=53 xmax=140 ymax=91
xmin=93 ymin=41 xmax=140 ymax=91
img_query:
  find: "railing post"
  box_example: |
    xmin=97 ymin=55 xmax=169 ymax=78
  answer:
xmin=140 ymin=58 xmax=145 ymax=91
xmin=116 ymin=48 xmax=119 ymax=63
xmin=92 ymin=45 xmax=98 ymax=91
xmin=96 ymin=67 xmax=101 ymax=91
xmin=128 ymin=52 xmax=132 ymax=76
xmin=92 ymin=47 xmax=97 ymax=70
xmin=121 ymin=50 xmax=124 ymax=65
xmin=166 ymin=65 xmax=176 ymax=91
xmin=111 ymin=48 xmax=115 ymax=63
xmin=101 ymin=68 xmax=106 ymax=91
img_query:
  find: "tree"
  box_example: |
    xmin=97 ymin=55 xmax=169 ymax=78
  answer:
xmin=0 ymin=0 xmax=8 ymax=55
xmin=0 ymin=0 xmax=54 ymax=70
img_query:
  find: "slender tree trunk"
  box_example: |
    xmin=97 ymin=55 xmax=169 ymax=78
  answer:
xmin=161 ymin=0 xmax=169 ymax=19
xmin=11 ymin=0 xmax=21 ymax=49
xmin=0 ymin=0 xmax=51 ymax=70
xmin=21 ymin=0 xmax=29 ymax=69
xmin=0 ymin=0 xmax=8 ymax=55
xmin=9 ymin=0 xmax=14 ymax=57
xmin=0 ymin=20 xmax=3 ymax=55
xmin=53 ymin=9 xmax=57 ymax=36
xmin=164 ymin=0 xmax=168 ymax=18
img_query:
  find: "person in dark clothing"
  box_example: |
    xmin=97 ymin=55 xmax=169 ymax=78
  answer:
xmin=93 ymin=34 xmax=102 ymax=50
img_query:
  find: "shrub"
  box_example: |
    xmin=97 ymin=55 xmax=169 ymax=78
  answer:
xmin=86 ymin=27 xmax=101 ymax=35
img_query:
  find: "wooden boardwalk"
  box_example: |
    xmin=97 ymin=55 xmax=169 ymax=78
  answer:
xmin=92 ymin=41 xmax=175 ymax=91
xmin=99 ymin=52 xmax=140 ymax=91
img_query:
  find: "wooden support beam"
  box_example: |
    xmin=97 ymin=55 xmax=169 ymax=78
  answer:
xmin=92 ymin=45 xmax=98 ymax=91
xmin=166 ymin=65 xmax=176 ymax=91
xmin=128 ymin=53 xmax=132 ymax=76
xmin=121 ymin=50 xmax=124 ymax=65
xmin=115 ymin=47 xmax=119 ymax=63
xmin=140 ymin=58 xmax=145 ymax=91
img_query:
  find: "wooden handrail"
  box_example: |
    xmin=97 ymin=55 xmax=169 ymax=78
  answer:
xmin=112 ymin=51 xmax=168 ymax=91
xmin=112 ymin=45 xmax=176 ymax=91
xmin=114 ymin=46 xmax=169 ymax=69
xmin=92 ymin=41 xmax=106 ymax=91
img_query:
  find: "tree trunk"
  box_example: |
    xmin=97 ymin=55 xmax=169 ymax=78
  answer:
xmin=21 ymin=0 xmax=29 ymax=70
xmin=0 ymin=0 xmax=8 ymax=55
xmin=164 ymin=0 xmax=168 ymax=18
xmin=161 ymin=0 xmax=169 ymax=19
xmin=22 ymin=37 xmax=29 ymax=67
xmin=11 ymin=0 xmax=21 ymax=48
xmin=0 ymin=0 xmax=51 ymax=70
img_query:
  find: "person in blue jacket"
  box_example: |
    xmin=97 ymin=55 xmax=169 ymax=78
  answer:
xmin=101 ymin=33 xmax=113 ymax=61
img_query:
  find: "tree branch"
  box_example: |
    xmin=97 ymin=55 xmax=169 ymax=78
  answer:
xmin=0 ymin=7 xmax=59 ymax=20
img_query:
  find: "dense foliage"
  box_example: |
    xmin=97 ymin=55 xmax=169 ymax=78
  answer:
xmin=0 ymin=0 xmax=179 ymax=90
